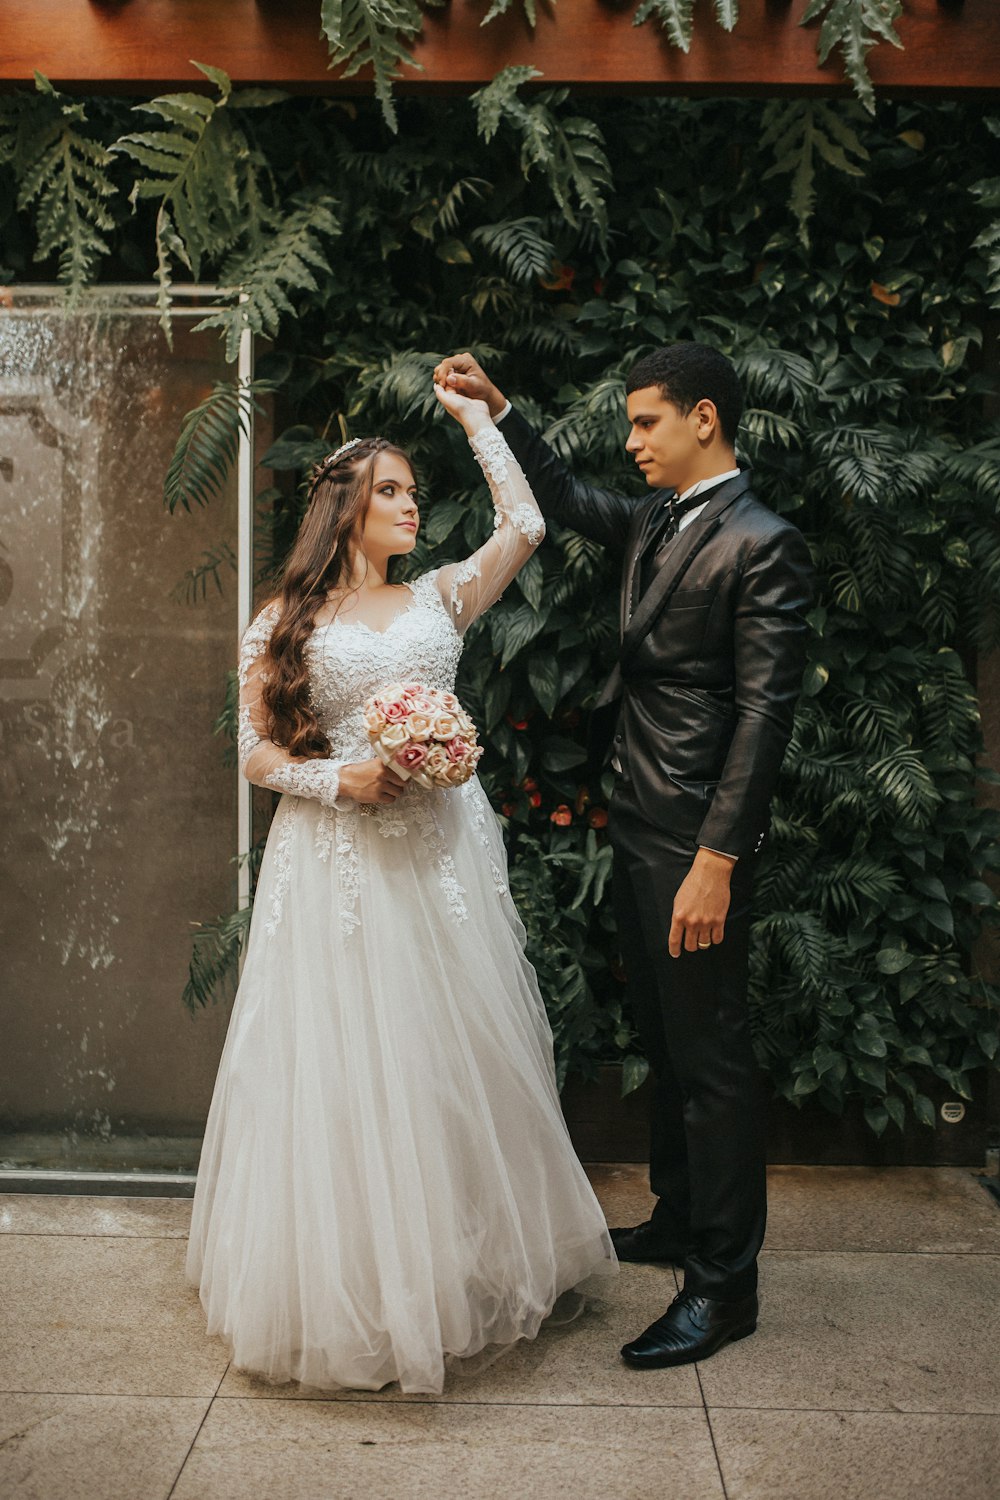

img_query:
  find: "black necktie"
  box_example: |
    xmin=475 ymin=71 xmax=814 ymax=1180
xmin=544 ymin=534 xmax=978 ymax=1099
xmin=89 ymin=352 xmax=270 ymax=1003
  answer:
xmin=639 ymin=491 xmax=704 ymax=593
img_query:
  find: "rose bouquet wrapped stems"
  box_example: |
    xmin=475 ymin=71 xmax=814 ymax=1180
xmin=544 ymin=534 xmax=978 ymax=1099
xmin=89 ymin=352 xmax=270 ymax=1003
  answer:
xmin=363 ymin=683 xmax=484 ymax=790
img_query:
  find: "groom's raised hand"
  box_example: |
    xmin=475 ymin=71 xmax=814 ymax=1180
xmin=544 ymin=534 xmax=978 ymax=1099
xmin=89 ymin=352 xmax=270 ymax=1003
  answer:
xmin=433 ymin=352 xmax=508 ymax=420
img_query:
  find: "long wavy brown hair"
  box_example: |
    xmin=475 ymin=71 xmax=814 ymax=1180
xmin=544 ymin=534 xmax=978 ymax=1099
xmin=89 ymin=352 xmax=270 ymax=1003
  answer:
xmin=262 ymin=436 xmax=413 ymax=758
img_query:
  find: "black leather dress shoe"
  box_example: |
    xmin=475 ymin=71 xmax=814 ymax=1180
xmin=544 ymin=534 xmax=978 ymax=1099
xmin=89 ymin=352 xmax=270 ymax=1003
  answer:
xmin=620 ymin=1290 xmax=758 ymax=1368
xmin=609 ymin=1221 xmax=686 ymax=1266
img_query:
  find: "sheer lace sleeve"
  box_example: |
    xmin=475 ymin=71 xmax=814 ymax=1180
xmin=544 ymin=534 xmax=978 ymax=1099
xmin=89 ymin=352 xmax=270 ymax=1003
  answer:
xmin=435 ymin=424 xmax=546 ymax=634
xmin=238 ymin=604 xmax=352 ymax=808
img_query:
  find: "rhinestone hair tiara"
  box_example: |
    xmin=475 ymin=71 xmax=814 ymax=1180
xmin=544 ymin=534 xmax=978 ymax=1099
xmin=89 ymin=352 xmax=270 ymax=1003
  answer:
xmin=321 ymin=436 xmax=365 ymax=467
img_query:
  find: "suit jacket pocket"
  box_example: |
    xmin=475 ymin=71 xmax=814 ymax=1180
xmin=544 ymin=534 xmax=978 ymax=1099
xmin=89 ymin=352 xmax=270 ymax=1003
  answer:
xmin=674 ymin=684 xmax=735 ymax=723
xmin=664 ymin=587 xmax=714 ymax=611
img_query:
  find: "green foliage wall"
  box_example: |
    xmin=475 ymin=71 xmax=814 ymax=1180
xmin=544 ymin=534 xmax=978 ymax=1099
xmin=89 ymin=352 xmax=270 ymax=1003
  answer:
xmin=2 ymin=80 xmax=999 ymax=1134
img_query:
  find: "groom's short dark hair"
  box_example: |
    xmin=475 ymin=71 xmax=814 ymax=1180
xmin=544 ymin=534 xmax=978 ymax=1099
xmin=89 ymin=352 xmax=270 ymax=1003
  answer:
xmin=626 ymin=343 xmax=743 ymax=446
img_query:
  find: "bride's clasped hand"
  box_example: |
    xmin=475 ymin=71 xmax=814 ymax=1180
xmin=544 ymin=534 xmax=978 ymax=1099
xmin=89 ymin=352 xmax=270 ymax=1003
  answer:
xmin=186 ymin=368 xmax=616 ymax=1395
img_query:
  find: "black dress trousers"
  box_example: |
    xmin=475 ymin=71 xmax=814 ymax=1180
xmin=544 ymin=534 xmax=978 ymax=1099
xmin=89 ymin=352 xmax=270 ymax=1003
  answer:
xmin=609 ymin=781 xmax=767 ymax=1302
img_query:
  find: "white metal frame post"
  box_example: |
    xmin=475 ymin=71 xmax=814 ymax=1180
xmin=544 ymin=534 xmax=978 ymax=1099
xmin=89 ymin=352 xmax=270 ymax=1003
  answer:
xmin=236 ymin=302 xmax=254 ymax=919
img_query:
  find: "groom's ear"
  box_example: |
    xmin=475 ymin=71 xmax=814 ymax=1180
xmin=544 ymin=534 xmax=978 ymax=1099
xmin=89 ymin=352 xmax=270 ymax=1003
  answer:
xmin=692 ymin=399 xmax=721 ymax=444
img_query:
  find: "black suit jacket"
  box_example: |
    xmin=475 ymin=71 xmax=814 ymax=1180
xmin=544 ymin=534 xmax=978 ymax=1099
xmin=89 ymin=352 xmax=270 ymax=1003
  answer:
xmin=501 ymin=408 xmax=815 ymax=860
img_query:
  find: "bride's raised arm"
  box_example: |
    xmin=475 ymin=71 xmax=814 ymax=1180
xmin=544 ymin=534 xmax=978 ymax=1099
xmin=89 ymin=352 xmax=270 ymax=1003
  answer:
xmin=432 ymin=386 xmax=545 ymax=633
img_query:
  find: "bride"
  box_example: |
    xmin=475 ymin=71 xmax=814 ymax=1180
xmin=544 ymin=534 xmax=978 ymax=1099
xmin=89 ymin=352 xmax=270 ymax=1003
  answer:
xmin=186 ymin=381 xmax=616 ymax=1394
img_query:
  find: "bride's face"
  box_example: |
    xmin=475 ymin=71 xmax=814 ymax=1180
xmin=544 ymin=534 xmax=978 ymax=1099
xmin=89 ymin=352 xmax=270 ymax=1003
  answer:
xmin=359 ymin=453 xmax=419 ymax=557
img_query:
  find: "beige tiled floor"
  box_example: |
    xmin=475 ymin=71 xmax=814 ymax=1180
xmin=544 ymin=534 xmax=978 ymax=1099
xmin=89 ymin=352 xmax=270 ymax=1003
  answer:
xmin=1 ymin=1166 xmax=997 ymax=1499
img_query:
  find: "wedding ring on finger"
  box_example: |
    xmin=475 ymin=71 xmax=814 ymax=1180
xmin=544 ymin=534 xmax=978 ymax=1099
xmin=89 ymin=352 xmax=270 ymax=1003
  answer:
xmin=697 ymin=939 xmax=712 ymax=949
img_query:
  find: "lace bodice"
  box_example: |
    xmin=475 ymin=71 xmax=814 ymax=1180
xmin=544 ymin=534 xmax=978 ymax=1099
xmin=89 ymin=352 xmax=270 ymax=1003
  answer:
xmin=237 ymin=423 xmax=544 ymax=809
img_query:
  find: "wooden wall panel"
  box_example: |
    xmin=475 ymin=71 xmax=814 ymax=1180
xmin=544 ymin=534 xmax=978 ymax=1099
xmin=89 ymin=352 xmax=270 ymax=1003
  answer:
xmin=1 ymin=0 xmax=998 ymax=95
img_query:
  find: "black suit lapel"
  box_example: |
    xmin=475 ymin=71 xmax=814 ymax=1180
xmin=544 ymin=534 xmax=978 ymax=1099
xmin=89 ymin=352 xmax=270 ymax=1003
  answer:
xmin=596 ymin=471 xmax=753 ymax=711
xmin=623 ymin=491 xmax=673 ymax=631
xmin=620 ymin=470 xmax=752 ymax=667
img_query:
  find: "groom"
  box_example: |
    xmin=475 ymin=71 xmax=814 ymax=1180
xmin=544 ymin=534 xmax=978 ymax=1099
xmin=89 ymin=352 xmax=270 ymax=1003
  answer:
xmin=435 ymin=344 xmax=813 ymax=1367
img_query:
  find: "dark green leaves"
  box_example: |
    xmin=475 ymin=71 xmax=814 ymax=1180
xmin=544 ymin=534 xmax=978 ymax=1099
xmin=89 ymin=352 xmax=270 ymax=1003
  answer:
xmin=471 ymin=68 xmax=612 ymax=245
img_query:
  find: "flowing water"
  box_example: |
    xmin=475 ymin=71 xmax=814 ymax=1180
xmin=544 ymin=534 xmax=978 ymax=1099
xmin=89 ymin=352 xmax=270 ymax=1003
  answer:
xmin=0 ymin=291 xmax=240 ymax=1173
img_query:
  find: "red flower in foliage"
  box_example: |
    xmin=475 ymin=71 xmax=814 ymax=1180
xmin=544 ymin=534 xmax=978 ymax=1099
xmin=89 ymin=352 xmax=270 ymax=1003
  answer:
xmin=529 ymin=791 xmax=542 ymax=809
xmin=588 ymin=807 xmax=608 ymax=829
xmin=501 ymin=802 xmax=516 ymax=817
xmin=550 ymin=805 xmax=573 ymax=826
xmin=505 ymin=712 xmax=529 ymax=731
xmin=522 ymin=777 xmax=538 ymax=791
xmin=539 ymin=262 xmax=576 ymax=293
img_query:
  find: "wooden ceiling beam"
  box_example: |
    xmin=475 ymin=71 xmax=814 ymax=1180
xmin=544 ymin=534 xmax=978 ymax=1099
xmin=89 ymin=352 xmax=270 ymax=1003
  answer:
xmin=1 ymin=0 xmax=998 ymax=95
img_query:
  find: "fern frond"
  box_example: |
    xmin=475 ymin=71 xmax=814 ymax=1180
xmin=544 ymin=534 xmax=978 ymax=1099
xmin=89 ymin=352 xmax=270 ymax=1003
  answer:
xmin=171 ymin=539 xmax=238 ymax=604
xmin=182 ymin=905 xmax=253 ymax=1012
xmin=471 ymin=69 xmax=611 ymax=242
xmin=197 ymin=195 xmax=341 ymax=361
xmin=472 ymin=64 xmax=544 ymax=145
xmin=866 ymin=748 xmax=941 ymax=827
xmin=413 ymin=176 xmax=491 ymax=239
xmin=761 ymin=100 xmax=869 ymax=245
xmin=165 ymin=378 xmax=271 ymax=514
xmin=2 ymin=74 xmax=117 ymax=295
xmin=357 ymin=348 xmax=443 ymax=422
xmin=481 ymin=0 xmax=544 ymax=23
xmin=113 ymin=62 xmax=255 ymax=320
xmin=735 ymin=346 xmax=818 ymax=411
xmin=471 ymin=217 xmax=555 ymax=284
xmin=800 ymin=0 xmax=903 ymax=114
xmin=320 ymin=0 xmax=431 ymax=133
xmin=634 ymin=0 xmax=695 ymax=52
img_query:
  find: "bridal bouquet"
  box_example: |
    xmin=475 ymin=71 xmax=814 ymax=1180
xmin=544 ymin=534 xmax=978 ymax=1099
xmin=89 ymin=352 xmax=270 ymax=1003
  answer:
xmin=363 ymin=683 xmax=484 ymax=789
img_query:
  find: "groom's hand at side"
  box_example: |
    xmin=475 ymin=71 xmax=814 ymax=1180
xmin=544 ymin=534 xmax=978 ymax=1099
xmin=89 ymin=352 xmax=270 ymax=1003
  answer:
xmin=668 ymin=848 xmax=735 ymax=957
xmin=433 ymin=352 xmax=508 ymax=419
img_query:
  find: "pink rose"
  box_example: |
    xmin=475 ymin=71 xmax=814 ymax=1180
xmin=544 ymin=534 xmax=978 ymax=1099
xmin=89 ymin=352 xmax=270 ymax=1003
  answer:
xmin=445 ymin=737 xmax=469 ymax=764
xmin=395 ymin=743 xmax=429 ymax=772
xmin=382 ymin=699 xmax=409 ymax=723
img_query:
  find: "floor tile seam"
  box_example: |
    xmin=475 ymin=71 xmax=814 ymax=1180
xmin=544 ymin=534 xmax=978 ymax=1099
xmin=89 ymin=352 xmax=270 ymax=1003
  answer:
xmin=1 ymin=1391 xmax=995 ymax=1419
xmin=757 ymin=1248 xmax=1000 ymax=1258
xmin=165 ymin=1362 xmax=231 ymax=1500
xmin=0 ymin=1231 xmax=186 ymax=1241
xmin=700 ymin=1403 xmax=1000 ymax=1418
xmin=209 ymin=1395 xmax=706 ymax=1410
xmin=695 ymin=1363 xmax=731 ymax=1500
xmin=0 ymin=1390 xmax=221 ymax=1402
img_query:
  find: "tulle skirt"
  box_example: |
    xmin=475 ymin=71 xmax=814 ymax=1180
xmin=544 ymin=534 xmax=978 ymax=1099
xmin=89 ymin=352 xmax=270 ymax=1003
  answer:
xmin=186 ymin=781 xmax=616 ymax=1394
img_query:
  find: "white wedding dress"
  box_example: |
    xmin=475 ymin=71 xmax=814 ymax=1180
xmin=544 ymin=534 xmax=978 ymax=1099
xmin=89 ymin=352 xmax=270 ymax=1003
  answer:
xmin=186 ymin=422 xmax=616 ymax=1394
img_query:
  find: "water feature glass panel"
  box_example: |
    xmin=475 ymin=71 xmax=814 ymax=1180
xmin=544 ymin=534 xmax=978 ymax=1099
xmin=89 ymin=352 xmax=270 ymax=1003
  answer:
xmin=0 ymin=290 xmax=242 ymax=1174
